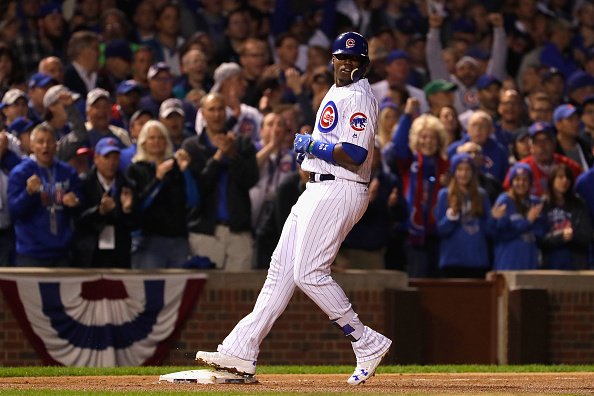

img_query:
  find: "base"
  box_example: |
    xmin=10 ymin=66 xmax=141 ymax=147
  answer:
xmin=159 ymin=369 xmax=257 ymax=384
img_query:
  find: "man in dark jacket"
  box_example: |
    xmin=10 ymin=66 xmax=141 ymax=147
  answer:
xmin=183 ymin=93 xmax=259 ymax=270
xmin=72 ymin=137 xmax=136 ymax=268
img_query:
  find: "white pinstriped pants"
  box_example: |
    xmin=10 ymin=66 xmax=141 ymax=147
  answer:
xmin=218 ymin=179 xmax=370 ymax=360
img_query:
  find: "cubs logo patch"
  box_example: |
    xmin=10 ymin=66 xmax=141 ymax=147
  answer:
xmin=349 ymin=112 xmax=367 ymax=132
xmin=345 ymin=38 xmax=356 ymax=48
xmin=318 ymin=101 xmax=338 ymax=133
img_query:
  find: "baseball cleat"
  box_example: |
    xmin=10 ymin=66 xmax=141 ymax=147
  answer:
xmin=346 ymin=348 xmax=390 ymax=385
xmin=195 ymin=351 xmax=257 ymax=376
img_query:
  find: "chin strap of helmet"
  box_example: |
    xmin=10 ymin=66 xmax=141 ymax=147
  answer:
xmin=350 ymin=59 xmax=369 ymax=83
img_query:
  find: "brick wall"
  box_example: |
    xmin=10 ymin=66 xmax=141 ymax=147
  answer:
xmin=548 ymin=291 xmax=594 ymax=363
xmin=0 ymin=269 xmax=406 ymax=366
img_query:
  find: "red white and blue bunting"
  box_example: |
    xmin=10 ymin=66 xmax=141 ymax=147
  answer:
xmin=0 ymin=272 xmax=207 ymax=367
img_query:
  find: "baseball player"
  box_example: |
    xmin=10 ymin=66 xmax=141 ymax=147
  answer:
xmin=196 ymin=32 xmax=392 ymax=385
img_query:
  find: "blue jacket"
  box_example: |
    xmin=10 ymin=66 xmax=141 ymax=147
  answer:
xmin=448 ymin=136 xmax=509 ymax=182
xmin=435 ymin=187 xmax=492 ymax=269
xmin=8 ymin=158 xmax=81 ymax=258
xmin=491 ymin=193 xmax=546 ymax=270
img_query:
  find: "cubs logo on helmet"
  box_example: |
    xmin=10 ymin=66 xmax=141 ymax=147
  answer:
xmin=345 ymin=38 xmax=356 ymax=48
xmin=349 ymin=112 xmax=367 ymax=131
xmin=318 ymin=101 xmax=338 ymax=133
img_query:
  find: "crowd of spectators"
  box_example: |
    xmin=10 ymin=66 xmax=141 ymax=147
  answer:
xmin=0 ymin=0 xmax=593 ymax=276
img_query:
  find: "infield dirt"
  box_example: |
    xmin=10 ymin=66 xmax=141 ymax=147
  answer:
xmin=0 ymin=372 xmax=594 ymax=394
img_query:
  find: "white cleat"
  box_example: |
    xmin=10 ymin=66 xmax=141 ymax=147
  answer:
xmin=346 ymin=348 xmax=390 ymax=385
xmin=195 ymin=351 xmax=257 ymax=376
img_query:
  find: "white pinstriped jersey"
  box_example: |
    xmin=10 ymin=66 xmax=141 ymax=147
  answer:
xmin=301 ymin=78 xmax=378 ymax=183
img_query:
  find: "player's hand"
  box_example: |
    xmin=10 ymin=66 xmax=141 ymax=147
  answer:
xmin=26 ymin=174 xmax=42 ymax=195
xmin=293 ymin=133 xmax=313 ymax=154
xmin=369 ymin=178 xmax=380 ymax=201
xmin=296 ymin=152 xmax=306 ymax=165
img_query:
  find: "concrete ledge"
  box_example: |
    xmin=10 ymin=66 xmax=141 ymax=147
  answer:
xmin=0 ymin=268 xmax=409 ymax=290
xmin=492 ymin=270 xmax=594 ymax=291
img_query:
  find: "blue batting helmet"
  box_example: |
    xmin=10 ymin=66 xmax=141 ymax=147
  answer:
xmin=332 ymin=32 xmax=369 ymax=59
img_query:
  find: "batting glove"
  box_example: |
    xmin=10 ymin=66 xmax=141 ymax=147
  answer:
xmin=296 ymin=152 xmax=306 ymax=165
xmin=293 ymin=133 xmax=313 ymax=154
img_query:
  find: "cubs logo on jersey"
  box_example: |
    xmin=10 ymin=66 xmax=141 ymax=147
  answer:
xmin=318 ymin=101 xmax=338 ymax=133
xmin=349 ymin=112 xmax=367 ymax=132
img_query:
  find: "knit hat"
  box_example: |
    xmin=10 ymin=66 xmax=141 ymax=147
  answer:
xmin=449 ymin=152 xmax=475 ymax=174
xmin=508 ymin=162 xmax=532 ymax=184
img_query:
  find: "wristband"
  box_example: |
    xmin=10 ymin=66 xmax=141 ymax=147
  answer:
xmin=309 ymin=140 xmax=336 ymax=164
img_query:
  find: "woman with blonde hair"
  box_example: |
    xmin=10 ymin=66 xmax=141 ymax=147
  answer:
xmin=383 ymin=97 xmax=449 ymax=277
xmin=435 ymin=153 xmax=492 ymax=278
xmin=126 ymin=120 xmax=199 ymax=269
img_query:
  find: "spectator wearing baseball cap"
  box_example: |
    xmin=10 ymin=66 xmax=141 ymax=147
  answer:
xmin=103 ymin=40 xmax=133 ymax=88
xmin=553 ymin=104 xmax=593 ymax=170
xmin=72 ymin=136 xmax=136 ymax=268
xmin=27 ymin=72 xmax=57 ymax=123
xmin=7 ymin=117 xmax=36 ymax=155
xmin=459 ymin=74 xmax=502 ymax=128
xmin=1 ymin=89 xmax=29 ymax=127
xmin=425 ymin=11 xmax=507 ymax=114
xmin=566 ymin=70 xmax=594 ymax=105
xmin=139 ymin=62 xmax=197 ymax=126
xmin=159 ymin=98 xmax=188 ymax=149
xmin=196 ymin=62 xmax=262 ymax=144
xmin=42 ymin=84 xmax=84 ymax=142
xmin=370 ymin=49 xmax=429 ymax=114
xmin=112 ymin=80 xmax=141 ymax=130
xmin=119 ymin=109 xmax=153 ymax=172
xmin=503 ymin=121 xmax=582 ymax=197
xmin=539 ymin=18 xmax=580 ymax=80
xmin=541 ymin=68 xmax=566 ymax=108
xmin=84 ymin=88 xmax=131 ymax=150
xmin=423 ymin=79 xmax=457 ymax=116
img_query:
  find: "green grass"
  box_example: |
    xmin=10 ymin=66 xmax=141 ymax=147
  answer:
xmin=0 ymin=364 xmax=593 ymax=377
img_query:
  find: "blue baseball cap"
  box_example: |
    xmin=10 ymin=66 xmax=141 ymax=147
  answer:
xmin=476 ymin=74 xmax=502 ymax=90
xmin=116 ymin=79 xmax=140 ymax=95
xmin=38 ymin=2 xmax=62 ymax=18
xmin=95 ymin=137 xmax=121 ymax=156
xmin=7 ymin=117 xmax=35 ymax=136
xmin=553 ymin=104 xmax=578 ymax=123
xmin=105 ymin=39 xmax=133 ymax=62
xmin=386 ymin=49 xmax=409 ymax=63
xmin=528 ymin=121 xmax=555 ymax=138
xmin=379 ymin=98 xmax=398 ymax=112
xmin=28 ymin=72 xmax=55 ymax=89
xmin=147 ymin=62 xmax=171 ymax=80
xmin=567 ymin=71 xmax=594 ymax=94
xmin=465 ymin=47 xmax=490 ymax=61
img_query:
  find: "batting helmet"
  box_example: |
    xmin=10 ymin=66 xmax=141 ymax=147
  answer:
xmin=331 ymin=32 xmax=369 ymax=82
xmin=332 ymin=32 xmax=369 ymax=59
